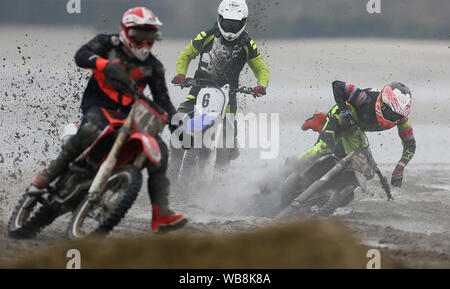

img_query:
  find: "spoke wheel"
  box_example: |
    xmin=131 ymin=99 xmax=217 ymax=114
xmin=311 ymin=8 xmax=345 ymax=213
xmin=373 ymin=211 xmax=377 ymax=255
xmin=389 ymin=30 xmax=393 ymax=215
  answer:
xmin=68 ymin=165 xmax=142 ymax=239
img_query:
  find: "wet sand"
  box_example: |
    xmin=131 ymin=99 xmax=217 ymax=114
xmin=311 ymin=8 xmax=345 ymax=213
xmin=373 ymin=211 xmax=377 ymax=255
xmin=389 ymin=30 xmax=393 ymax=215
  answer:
xmin=0 ymin=27 xmax=449 ymax=268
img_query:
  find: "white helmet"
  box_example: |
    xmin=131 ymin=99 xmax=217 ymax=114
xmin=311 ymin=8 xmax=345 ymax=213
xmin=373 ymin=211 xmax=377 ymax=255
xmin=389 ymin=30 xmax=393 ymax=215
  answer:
xmin=217 ymin=0 xmax=249 ymax=41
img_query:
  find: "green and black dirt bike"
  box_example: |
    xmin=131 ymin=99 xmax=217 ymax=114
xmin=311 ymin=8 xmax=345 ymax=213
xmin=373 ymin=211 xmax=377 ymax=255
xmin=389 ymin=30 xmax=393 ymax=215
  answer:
xmin=274 ymin=126 xmax=393 ymax=221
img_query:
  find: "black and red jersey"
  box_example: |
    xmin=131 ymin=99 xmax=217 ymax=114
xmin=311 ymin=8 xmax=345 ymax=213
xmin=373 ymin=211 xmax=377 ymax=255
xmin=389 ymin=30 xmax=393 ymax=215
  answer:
xmin=74 ymin=33 xmax=176 ymax=118
xmin=332 ymin=80 xmax=416 ymax=164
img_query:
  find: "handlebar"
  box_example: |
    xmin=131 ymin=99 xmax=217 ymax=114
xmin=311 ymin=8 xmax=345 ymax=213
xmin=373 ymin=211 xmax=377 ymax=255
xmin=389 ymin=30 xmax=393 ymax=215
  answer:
xmin=176 ymin=77 xmax=211 ymax=89
xmin=235 ymin=86 xmax=254 ymax=95
xmin=176 ymin=78 xmax=254 ymax=95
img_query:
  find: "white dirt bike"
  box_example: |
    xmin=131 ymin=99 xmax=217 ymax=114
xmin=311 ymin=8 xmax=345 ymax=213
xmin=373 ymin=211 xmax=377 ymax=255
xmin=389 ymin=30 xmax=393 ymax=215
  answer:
xmin=173 ymin=78 xmax=253 ymax=192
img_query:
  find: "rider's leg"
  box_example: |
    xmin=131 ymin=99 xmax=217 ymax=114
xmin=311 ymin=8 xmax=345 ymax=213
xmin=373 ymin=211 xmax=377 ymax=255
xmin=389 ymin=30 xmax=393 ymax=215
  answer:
xmin=337 ymin=127 xmax=367 ymax=155
xmin=30 ymin=107 xmax=107 ymax=191
xmin=293 ymin=104 xmax=367 ymax=165
xmin=293 ymin=106 xmax=341 ymax=167
xmin=228 ymin=91 xmax=240 ymax=161
xmin=148 ymin=137 xmax=186 ymax=233
xmin=259 ymin=106 xmax=349 ymax=194
xmin=259 ymin=107 xmax=340 ymax=195
xmin=219 ymin=91 xmax=240 ymax=164
xmin=167 ymin=89 xmax=198 ymax=181
xmin=263 ymin=105 xmax=340 ymax=191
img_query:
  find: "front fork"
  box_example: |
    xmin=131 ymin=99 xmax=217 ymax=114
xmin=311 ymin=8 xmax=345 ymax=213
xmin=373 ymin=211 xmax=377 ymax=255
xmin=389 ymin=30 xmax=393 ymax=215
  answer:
xmin=87 ymin=107 xmax=135 ymax=201
xmin=87 ymin=144 xmax=147 ymax=203
xmin=133 ymin=151 xmax=147 ymax=169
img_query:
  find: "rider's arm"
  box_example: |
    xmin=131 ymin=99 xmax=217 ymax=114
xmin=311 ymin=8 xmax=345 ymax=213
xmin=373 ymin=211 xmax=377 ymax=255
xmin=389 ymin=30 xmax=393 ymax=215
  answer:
xmin=74 ymin=34 xmax=116 ymax=70
xmin=397 ymin=118 xmax=416 ymax=166
xmin=148 ymin=58 xmax=177 ymax=119
xmin=176 ymin=30 xmax=215 ymax=76
xmin=245 ymin=40 xmax=269 ymax=88
xmin=332 ymin=81 xmax=361 ymax=110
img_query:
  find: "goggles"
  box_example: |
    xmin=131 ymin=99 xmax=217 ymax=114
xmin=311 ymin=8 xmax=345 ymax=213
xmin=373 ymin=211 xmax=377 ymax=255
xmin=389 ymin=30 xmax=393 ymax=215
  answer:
xmin=381 ymin=102 xmax=403 ymax=123
xmin=219 ymin=16 xmax=246 ymax=34
xmin=128 ymin=27 xmax=160 ymax=45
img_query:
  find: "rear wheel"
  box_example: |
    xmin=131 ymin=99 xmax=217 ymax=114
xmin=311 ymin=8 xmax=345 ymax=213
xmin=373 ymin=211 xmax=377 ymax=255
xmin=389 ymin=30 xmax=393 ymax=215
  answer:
xmin=280 ymin=156 xmax=338 ymax=209
xmin=67 ymin=165 xmax=142 ymax=239
xmin=8 ymin=194 xmax=58 ymax=239
xmin=280 ymin=173 xmax=305 ymax=208
xmin=277 ymin=176 xmax=357 ymax=219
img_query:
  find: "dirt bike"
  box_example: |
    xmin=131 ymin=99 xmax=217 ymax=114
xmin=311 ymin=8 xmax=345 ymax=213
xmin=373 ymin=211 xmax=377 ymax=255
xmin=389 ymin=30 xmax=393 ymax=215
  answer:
xmin=8 ymin=93 xmax=168 ymax=239
xmin=173 ymin=78 xmax=253 ymax=190
xmin=274 ymin=125 xmax=393 ymax=221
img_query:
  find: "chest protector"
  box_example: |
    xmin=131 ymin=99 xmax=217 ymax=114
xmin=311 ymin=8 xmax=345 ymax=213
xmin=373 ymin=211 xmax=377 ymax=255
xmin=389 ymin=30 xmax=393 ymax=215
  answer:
xmin=94 ymin=48 xmax=152 ymax=106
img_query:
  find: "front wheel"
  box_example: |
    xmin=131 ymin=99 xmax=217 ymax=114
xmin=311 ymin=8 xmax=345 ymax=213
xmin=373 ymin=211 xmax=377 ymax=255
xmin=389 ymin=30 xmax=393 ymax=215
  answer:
xmin=316 ymin=184 xmax=356 ymax=216
xmin=67 ymin=165 xmax=142 ymax=239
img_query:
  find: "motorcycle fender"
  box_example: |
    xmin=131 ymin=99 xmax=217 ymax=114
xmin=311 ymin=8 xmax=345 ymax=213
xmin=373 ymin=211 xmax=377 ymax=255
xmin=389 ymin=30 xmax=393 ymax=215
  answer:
xmin=23 ymin=196 xmax=38 ymax=209
xmin=129 ymin=133 xmax=161 ymax=165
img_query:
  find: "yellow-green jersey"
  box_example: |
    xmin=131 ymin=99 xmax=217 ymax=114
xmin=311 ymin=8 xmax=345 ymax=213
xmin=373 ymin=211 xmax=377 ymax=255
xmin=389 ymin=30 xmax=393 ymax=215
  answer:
xmin=176 ymin=25 xmax=269 ymax=89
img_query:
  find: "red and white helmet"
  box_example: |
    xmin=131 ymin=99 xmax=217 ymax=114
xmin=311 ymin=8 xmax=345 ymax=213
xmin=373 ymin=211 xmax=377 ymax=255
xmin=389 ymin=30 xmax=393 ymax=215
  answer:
xmin=375 ymin=82 xmax=412 ymax=127
xmin=119 ymin=7 xmax=162 ymax=61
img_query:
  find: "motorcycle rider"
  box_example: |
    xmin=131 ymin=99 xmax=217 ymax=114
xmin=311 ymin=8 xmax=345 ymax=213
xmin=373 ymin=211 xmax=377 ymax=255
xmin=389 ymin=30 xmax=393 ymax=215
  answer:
xmin=291 ymin=80 xmax=416 ymax=188
xmin=169 ymin=0 xmax=270 ymax=175
xmin=28 ymin=7 xmax=186 ymax=233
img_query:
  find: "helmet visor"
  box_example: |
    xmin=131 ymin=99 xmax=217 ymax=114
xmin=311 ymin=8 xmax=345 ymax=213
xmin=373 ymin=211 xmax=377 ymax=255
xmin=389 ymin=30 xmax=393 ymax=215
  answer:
xmin=381 ymin=103 xmax=403 ymax=123
xmin=219 ymin=16 xmax=246 ymax=34
xmin=128 ymin=27 xmax=159 ymax=45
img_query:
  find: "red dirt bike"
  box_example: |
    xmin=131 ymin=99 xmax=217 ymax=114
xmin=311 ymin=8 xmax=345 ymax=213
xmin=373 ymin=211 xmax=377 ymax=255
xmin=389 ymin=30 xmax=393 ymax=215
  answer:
xmin=8 ymin=94 xmax=168 ymax=239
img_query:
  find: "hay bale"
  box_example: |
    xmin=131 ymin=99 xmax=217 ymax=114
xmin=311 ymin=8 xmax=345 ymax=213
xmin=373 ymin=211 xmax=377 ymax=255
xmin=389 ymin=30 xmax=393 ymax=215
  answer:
xmin=9 ymin=219 xmax=399 ymax=269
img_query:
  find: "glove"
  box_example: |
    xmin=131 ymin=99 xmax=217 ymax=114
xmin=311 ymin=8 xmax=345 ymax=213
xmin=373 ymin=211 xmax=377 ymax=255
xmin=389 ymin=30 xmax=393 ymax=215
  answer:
xmin=253 ymin=85 xmax=266 ymax=98
xmin=172 ymin=74 xmax=186 ymax=85
xmin=340 ymin=109 xmax=355 ymax=129
xmin=391 ymin=162 xmax=405 ymax=187
xmin=301 ymin=112 xmax=327 ymax=132
xmin=103 ymin=62 xmax=134 ymax=95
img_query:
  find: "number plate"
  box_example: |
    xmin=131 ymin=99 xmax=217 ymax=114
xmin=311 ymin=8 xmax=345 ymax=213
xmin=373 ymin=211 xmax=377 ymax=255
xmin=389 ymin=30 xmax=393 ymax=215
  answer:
xmin=133 ymin=100 xmax=165 ymax=136
xmin=196 ymin=87 xmax=226 ymax=116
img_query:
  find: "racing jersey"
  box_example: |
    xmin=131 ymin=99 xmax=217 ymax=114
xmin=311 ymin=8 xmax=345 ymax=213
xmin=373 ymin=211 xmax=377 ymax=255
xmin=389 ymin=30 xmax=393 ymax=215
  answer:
xmin=74 ymin=34 xmax=176 ymax=118
xmin=175 ymin=25 xmax=269 ymax=89
xmin=332 ymin=80 xmax=416 ymax=165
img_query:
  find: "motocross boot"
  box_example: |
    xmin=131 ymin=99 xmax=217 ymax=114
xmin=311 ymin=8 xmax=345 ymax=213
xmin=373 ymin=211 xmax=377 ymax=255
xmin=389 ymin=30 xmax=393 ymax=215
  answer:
xmin=148 ymin=174 xmax=187 ymax=233
xmin=151 ymin=204 xmax=187 ymax=233
xmin=29 ymin=149 xmax=75 ymax=193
